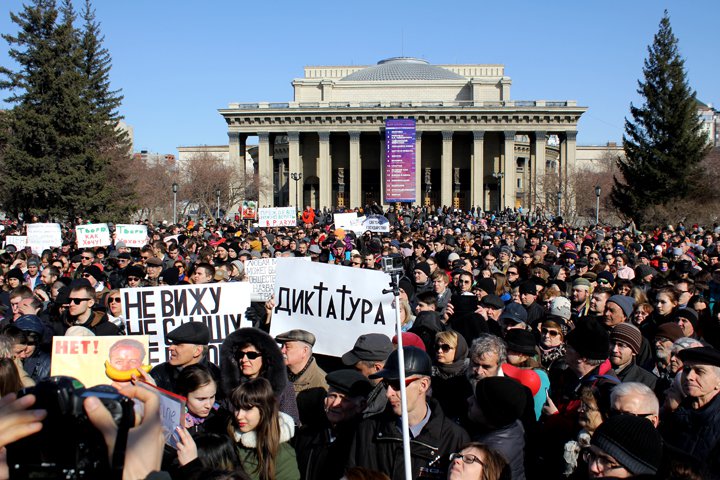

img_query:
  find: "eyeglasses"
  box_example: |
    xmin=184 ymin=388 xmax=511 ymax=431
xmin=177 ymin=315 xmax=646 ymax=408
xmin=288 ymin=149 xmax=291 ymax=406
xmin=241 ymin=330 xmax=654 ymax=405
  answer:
xmin=507 ymin=270 xmax=518 ymax=275
xmin=436 ymin=343 xmax=453 ymax=353
xmin=382 ymin=376 xmax=419 ymax=391
xmin=609 ymin=409 xmax=655 ymax=418
xmin=81 ymin=256 xmax=93 ymax=260
xmin=582 ymin=449 xmax=622 ymax=471
xmin=449 ymin=452 xmax=484 ymax=466
xmin=127 ymin=276 xmax=141 ymax=282
xmin=68 ymin=297 xmax=92 ymax=305
xmin=541 ymin=328 xmax=560 ymax=337
xmin=238 ymin=351 xmax=262 ymax=360
xmin=108 ymin=297 xmax=121 ymax=304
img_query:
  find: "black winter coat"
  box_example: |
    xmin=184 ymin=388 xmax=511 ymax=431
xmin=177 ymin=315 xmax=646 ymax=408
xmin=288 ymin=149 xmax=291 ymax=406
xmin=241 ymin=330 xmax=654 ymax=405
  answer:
xmin=348 ymin=397 xmax=470 ymax=480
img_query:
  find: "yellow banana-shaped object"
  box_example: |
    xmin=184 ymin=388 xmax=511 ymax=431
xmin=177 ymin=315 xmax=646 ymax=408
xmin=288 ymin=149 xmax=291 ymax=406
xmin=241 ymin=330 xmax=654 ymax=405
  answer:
xmin=104 ymin=361 xmax=152 ymax=382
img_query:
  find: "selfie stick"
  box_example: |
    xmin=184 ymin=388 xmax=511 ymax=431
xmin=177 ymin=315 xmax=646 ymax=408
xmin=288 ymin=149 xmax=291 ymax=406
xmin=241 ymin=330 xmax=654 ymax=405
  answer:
xmin=383 ymin=265 xmax=412 ymax=480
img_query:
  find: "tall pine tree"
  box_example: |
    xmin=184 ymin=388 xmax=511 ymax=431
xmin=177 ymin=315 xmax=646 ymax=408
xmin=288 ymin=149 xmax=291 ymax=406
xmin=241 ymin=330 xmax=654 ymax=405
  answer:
xmin=0 ymin=0 xmax=134 ymax=220
xmin=611 ymin=11 xmax=711 ymax=226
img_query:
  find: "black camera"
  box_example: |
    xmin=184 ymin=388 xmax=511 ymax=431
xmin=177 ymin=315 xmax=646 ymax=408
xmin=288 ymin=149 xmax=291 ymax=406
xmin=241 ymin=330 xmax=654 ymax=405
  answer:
xmin=6 ymin=376 xmax=135 ymax=479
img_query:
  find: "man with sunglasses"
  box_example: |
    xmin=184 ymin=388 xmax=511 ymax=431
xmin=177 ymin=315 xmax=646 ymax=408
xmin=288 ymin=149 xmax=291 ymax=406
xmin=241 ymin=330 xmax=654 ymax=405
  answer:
xmin=66 ymin=284 xmax=120 ymax=336
xmin=149 ymin=321 xmax=220 ymax=394
xmin=348 ymin=346 xmax=470 ymax=480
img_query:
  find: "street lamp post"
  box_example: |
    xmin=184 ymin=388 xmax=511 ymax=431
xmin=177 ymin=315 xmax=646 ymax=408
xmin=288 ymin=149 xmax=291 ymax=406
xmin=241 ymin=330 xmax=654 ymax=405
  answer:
xmin=492 ymin=172 xmax=505 ymax=212
xmin=595 ymin=185 xmax=601 ymax=225
xmin=172 ymin=183 xmax=178 ymax=225
xmin=290 ymin=172 xmax=302 ymax=215
xmin=216 ymin=188 xmax=221 ymax=220
xmin=557 ymin=191 xmax=562 ymax=217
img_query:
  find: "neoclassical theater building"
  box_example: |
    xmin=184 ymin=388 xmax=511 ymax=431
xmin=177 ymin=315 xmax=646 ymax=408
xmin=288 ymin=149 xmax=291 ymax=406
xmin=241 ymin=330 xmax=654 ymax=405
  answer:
xmin=219 ymin=57 xmax=586 ymax=212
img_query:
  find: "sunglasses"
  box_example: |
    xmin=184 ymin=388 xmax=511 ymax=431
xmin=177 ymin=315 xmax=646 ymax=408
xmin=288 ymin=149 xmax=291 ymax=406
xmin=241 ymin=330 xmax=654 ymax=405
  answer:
xmin=238 ymin=351 xmax=262 ymax=360
xmin=68 ymin=297 xmax=92 ymax=305
xmin=436 ymin=343 xmax=453 ymax=353
xmin=541 ymin=328 xmax=560 ymax=337
xmin=81 ymin=256 xmax=93 ymax=260
xmin=108 ymin=297 xmax=121 ymax=304
xmin=382 ymin=376 xmax=419 ymax=391
xmin=82 ymin=273 xmax=91 ymax=278
xmin=127 ymin=276 xmax=141 ymax=282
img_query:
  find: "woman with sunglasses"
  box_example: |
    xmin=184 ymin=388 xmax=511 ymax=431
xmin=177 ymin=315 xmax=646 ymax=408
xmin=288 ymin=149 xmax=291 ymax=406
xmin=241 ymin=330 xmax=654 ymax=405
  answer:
xmin=220 ymin=328 xmax=300 ymax=426
xmin=447 ymin=442 xmax=509 ymax=480
xmin=104 ymin=289 xmax=125 ymax=333
xmin=538 ymin=316 xmax=567 ymax=370
xmin=431 ymin=330 xmax=472 ymax=426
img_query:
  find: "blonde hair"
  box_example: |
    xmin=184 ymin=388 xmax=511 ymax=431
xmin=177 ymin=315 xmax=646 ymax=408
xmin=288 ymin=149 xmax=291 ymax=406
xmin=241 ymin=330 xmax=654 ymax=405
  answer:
xmin=435 ymin=330 xmax=458 ymax=349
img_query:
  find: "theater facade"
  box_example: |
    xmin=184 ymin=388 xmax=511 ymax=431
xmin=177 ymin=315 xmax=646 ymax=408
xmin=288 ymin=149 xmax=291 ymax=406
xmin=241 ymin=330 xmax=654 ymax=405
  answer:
xmin=219 ymin=57 xmax=586 ymax=212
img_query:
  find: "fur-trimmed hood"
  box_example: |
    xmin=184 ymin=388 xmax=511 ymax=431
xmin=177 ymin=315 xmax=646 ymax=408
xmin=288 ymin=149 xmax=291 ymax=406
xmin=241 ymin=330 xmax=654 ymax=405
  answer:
xmin=232 ymin=411 xmax=295 ymax=448
xmin=220 ymin=327 xmax=289 ymax=398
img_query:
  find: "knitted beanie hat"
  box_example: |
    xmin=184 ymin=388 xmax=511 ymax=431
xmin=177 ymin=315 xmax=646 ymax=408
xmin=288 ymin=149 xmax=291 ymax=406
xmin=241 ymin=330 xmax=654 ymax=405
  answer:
xmin=591 ymin=414 xmax=663 ymax=475
xmin=607 ymin=295 xmax=635 ymax=320
xmin=610 ymin=323 xmax=643 ymax=355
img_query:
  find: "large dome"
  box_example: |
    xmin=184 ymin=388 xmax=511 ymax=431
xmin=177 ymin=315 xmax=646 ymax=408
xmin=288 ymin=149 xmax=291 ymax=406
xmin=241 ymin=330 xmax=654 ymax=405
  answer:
xmin=340 ymin=57 xmax=465 ymax=82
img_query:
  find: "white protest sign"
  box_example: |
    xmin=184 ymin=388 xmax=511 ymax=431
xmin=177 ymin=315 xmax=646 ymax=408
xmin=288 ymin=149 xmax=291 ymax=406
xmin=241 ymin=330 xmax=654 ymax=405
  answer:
xmin=76 ymin=223 xmax=111 ymax=248
xmin=116 ymin=224 xmax=149 ymax=248
xmin=137 ymin=382 xmax=185 ymax=448
xmin=122 ymin=282 xmax=252 ymax=366
xmin=26 ymin=223 xmax=62 ymax=254
xmin=270 ymin=259 xmax=396 ymax=357
xmin=4 ymin=235 xmax=27 ymax=250
xmin=258 ymin=207 xmax=297 ymax=227
xmin=245 ymin=257 xmax=311 ymax=302
xmin=362 ymin=215 xmax=390 ymax=233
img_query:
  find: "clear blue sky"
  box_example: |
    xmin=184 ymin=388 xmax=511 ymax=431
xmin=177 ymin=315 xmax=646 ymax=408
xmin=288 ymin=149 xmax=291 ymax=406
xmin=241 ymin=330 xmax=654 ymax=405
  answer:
xmin=1 ymin=0 xmax=717 ymax=155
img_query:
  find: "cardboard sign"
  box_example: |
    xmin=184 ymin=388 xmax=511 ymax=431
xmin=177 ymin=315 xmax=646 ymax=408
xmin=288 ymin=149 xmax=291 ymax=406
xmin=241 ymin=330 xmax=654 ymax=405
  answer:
xmin=26 ymin=223 xmax=62 ymax=254
xmin=242 ymin=200 xmax=257 ymax=220
xmin=270 ymin=259 xmax=396 ymax=357
xmin=137 ymin=382 xmax=185 ymax=448
xmin=245 ymin=257 xmax=310 ymax=302
xmin=122 ymin=282 xmax=252 ymax=365
xmin=4 ymin=235 xmax=27 ymax=250
xmin=258 ymin=207 xmax=296 ymax=227
xmin=50 ymin=336 xmax=151 ymax=388
xmin=116 ymin=224 xmax=149 ymax=248
xmin=76 ymin=223 xmax=111 ymax=248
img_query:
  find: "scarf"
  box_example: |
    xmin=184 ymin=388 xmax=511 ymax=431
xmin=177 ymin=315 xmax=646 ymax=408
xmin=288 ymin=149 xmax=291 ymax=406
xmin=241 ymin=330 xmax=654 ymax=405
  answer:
xmin=433 ymin=334 xmax=469 ymax=378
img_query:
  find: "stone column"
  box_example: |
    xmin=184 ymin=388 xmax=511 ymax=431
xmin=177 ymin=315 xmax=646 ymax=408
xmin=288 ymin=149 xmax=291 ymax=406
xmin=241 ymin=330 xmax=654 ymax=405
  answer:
xmin=532 ymin=131 xmax=547 ymax=211
xmin=441 ymin=131 xmax=453 ymax=208
xmin=288 ymin=132 xmax=301 ymax=209
xmin=414 ymin=131 xmax=423 ymax=206
xmin=564 ymin=131 xmax=577 ymax=213
xmin=349 ymin=131 xmax=361 ymax=209
xmin=318 ymin=131 xmax=332 ymax=209
xmin=471 ymin=131 xmax=485 ymax=209
xmin=503 ymin=131 xmax=516 ymax=209
xmin=258 ymin=132 xmax=273 ymax=207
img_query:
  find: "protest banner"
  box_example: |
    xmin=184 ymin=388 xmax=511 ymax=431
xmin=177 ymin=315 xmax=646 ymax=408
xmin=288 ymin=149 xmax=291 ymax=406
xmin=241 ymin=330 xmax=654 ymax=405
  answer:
xmin=76 ymin=223 xmax=111 ymax=248
xmin=245 ymin=257 xmax=310 ymax=302
xmin=362 ymin=214 xmax=391 ymax=233
xmin=137 ymin=382 xmax=185 ymax=448
xmin=270 ymin=259 xmax=396 ymax=357
xmin=122 ymin=282 xmax=252 ymax=365
xmin=4 ymin=235 xmax=27 ymax=250
xmin=26 ymin=223 xmax=62 ymax=254
xmin=116 ymin=224 xmax=149 ymax=248
xmin=242 ymin=200 xmax=257 ymax=220
xmin=51 ymin=335 xmax=151 ymax=388
xmin=258 ymin=207 xmax=296 ymax=227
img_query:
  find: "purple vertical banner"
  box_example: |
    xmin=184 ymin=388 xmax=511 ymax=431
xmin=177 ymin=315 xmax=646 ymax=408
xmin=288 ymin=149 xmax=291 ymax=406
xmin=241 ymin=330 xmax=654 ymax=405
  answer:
xmin=384 ymin=118 xmax=416 ymax=203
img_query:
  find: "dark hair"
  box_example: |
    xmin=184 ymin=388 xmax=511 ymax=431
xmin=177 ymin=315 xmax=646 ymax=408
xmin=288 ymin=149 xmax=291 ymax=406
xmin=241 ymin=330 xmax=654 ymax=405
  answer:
xmin=342 ymin=467 xmax=391 ymax=480
xmin=229 ymin=378 xmax=279 ymax=480
xmin=176 ymin=364 xmax=216 ymax=397
xmin=193 ymin=433 xmax=240 ymax=472
xmin=0 ymin=357 xmax=24 ymax=396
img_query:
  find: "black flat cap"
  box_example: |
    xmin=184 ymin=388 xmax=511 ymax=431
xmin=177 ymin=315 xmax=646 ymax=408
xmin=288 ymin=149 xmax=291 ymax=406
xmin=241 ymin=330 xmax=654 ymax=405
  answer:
xmin=480 ymin=294 xmax=504 ymax=310
xmin=167 ymin=322 xmax=210 ymax=345
xmin=326 ymin=369 xmax=373 ymax=397
xmin=678 ymin=346 xmax=720 ymax=367
xmin=342 ymin=333 xmax=393 ymax=365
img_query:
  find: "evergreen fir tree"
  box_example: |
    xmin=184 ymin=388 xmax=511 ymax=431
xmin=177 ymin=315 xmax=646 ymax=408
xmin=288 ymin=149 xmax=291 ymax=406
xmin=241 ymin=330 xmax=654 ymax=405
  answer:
xmin=611 ymin=11 xmax=711 ymax=226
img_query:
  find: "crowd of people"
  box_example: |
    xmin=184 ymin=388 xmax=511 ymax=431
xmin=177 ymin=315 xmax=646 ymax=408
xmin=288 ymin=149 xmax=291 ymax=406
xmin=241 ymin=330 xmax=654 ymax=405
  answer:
xmin=1 ymin=204 xmax=720 ymax=479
